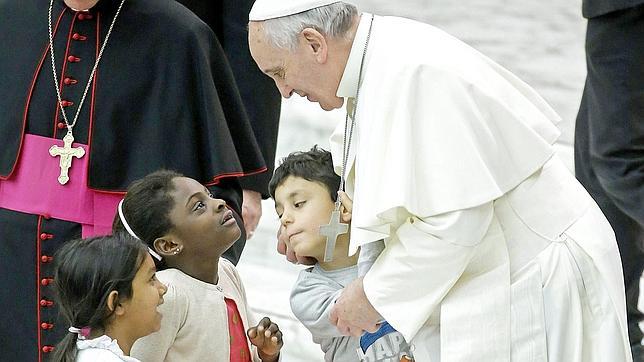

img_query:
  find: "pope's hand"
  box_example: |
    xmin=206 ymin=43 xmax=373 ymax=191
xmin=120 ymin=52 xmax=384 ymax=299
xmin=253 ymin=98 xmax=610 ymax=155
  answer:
xmin=338 ymin=191 xmax=353 ymax=223
xmin=330 ymin=277 xmax=381 ymax=337
xmin=277 ymin=225 xmax=316 ymax=265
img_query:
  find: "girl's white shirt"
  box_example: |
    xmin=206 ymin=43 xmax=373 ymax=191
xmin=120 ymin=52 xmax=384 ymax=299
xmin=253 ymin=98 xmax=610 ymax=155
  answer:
xmin=76 ymin=335 xmax=141 ymax=362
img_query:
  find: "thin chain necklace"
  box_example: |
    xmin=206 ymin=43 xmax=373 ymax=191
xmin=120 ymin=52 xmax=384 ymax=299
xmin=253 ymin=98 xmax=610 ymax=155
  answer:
xmin=320 ymin=14 xmax=374 ymax=262
xmin=46 ymin=0 xmax=126 ymax=185
xmin=339 ymin=14 xmax=374 ymax=200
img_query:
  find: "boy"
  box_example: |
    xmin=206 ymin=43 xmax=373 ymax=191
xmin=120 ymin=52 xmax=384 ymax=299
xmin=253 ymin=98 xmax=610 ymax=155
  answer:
xmin=269 ymin=146 xmax=413 ymax=362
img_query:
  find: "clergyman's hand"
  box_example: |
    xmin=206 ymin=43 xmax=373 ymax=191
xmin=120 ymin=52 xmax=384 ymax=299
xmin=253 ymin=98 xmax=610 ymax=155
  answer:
xmin=242 ymin=189 xmax=262 ymax=239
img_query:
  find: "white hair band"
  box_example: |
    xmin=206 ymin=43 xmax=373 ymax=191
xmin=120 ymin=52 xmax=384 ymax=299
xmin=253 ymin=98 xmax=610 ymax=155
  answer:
xmin=118 ymin=199 xmax=162 ymax=261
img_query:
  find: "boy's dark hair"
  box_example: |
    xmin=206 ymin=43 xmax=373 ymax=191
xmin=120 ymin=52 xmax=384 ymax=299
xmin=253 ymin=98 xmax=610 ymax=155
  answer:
xmin=112 ymin=170 xmax=183 ymax=268
xmin=269 ymin=145 xmax=340 ymax=202
xmin=52 ymin=232 xmax=147 ymax=362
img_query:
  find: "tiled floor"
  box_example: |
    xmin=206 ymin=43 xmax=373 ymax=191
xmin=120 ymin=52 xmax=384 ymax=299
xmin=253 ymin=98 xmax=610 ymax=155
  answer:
xmin=236 ymin=0 xmax=590 ymax=360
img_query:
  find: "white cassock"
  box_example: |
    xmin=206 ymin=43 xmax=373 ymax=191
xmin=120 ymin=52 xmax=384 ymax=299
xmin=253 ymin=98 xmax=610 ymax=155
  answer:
xmin=330 ymin=13 xmax=632 ymax=362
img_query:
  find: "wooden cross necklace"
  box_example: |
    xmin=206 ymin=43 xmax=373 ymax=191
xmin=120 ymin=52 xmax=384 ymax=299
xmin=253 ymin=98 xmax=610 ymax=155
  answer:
xmin=319 ymin=14 xmax=374 ymax=262
xmin=47 ymin=0 xmax=126 ymax=185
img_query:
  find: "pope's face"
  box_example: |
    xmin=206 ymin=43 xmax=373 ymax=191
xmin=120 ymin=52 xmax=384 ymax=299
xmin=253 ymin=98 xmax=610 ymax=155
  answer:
xmin=248 ymin=22 xmax=345 ymax=111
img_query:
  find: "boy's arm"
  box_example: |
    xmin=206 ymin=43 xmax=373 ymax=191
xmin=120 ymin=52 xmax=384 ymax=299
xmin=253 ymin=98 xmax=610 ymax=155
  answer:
xmin=290 ymin=269 xmax=346 ymax=339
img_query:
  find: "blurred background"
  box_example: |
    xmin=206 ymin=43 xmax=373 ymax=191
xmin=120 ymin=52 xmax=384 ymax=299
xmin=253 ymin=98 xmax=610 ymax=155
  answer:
xmin=236 ymin=0 xmax=588 ymax=360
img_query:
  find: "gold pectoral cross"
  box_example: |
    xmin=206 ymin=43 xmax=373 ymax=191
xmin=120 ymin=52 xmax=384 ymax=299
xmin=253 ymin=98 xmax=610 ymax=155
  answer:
xmin=49 ymin=131 xmax=85 ymax=185
xmin=319 ymin=201 xmax=349 ymax=262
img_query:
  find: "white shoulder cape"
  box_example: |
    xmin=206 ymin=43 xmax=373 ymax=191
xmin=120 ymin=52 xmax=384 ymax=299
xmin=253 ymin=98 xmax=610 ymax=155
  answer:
xmin=330 ymin=16 xmax=562 ymax=253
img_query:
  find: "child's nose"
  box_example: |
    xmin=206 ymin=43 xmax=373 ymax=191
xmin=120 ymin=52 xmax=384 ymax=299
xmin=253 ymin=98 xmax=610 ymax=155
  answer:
xmin=212 ymin=198 xmax=226 ymax=210
xmin=159 ymin=281 xmax=168 ymax=295
xmin=280 ymin=212 xmax=293 ymax=226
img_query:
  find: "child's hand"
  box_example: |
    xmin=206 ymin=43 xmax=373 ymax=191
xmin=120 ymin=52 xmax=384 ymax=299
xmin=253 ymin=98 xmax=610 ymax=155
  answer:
xmin=338 ymin=191 xmax=353 ymax=223
xmin=247 ymin=317 xmax=283 ymax=361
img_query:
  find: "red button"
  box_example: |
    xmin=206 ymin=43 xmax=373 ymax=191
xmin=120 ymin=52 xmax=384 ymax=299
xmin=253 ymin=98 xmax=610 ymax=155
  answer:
xmin=41 ymin=322 xmax=54 ymax=330
xmin=71 ymin=33 xmax=87 ymax=41
xmin=67 ymin=55 xmax=80 ymax=62
xmin=63 ymin=77 xmax=77 ymax=85
xmin=61 ymin=100 xmax=74 ymax=107
xmin=42 ymin=346 xmax=54 ymax=353
xmin=41 ymin=256 xmax=53 ymax=263
xmin=40 ymin=299 xmax=54 ymax=307
xmin=77 ymin=13 xmax=85 ymax=20
xmin=57 ymin=122 xmax=66 ymax=129
xmin=39 ymin=233 xmax=53 ymax=240
xmin=40 ymin=278 xmax=53 ymax=286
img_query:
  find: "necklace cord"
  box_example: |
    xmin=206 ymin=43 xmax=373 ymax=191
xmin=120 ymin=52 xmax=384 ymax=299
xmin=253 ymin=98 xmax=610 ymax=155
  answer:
xmin=48 ymin=0 xmax=127 ymax=134
xmin=339 ymin=15 xmax=375 ymax=196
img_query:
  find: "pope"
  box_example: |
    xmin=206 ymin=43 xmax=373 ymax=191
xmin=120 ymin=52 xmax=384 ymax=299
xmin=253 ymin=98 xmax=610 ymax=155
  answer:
xmin=248 ymin=1 xmax=633 ymax=361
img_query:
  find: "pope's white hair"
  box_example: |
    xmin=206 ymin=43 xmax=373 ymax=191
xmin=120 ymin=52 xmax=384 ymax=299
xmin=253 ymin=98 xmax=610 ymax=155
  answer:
xmin=260 ymin=2 xmax=359 ymax=51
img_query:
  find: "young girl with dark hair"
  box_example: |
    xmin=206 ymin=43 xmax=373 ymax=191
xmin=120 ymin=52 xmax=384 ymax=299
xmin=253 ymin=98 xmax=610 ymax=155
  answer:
xmin=113 ymin=170 xmax=283 ymax=362
xmin=52 ymin=233 xmax=167 ymax=362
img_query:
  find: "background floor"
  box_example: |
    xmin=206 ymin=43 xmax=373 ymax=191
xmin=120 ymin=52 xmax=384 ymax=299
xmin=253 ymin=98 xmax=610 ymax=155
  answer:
xmin=236 ymin=0 xmax=590 ymax=360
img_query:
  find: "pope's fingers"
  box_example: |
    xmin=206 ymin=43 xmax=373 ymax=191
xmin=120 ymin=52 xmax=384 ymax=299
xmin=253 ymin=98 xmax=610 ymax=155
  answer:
xmin=329 ymin=306 xmax=339 ymax=326
xmin=335 ymin=320 xmax=352 ymax=336
xmin=276 ymin=237 xmax=287 ymax=255
xmin=286 ymin=248 xmax=299 ymax=263
xmin=349 ymin=325 xmax=365 ymax=338
xmin=365 ymin=323 xmax=379 ymax=334
xmin=338 ymin=191 xmax=353 ymax=212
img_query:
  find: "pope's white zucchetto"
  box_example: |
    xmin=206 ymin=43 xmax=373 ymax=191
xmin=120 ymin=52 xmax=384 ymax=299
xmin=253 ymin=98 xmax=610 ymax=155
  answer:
xmin=249 ymin=0 xmax=343 ymax=21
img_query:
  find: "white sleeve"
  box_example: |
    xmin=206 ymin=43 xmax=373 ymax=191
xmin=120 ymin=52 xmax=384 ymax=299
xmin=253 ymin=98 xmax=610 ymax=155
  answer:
xmin=131 ymin=283 xmax=186 ymax=361
xmin=363 ymin=202 xmax=494 ymax=341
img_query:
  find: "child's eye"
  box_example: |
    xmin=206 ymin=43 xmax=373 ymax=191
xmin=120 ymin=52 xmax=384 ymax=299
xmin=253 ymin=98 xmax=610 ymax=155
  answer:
xmin=294 ymin=201 xmax=305 ymax=208
xmin=208 ymin=192 xmax=214 ymax=199
xmin=150 ymin=274 xmax=158 ymax=282
xmin=193 ymin=201 xmax=206 ymax=211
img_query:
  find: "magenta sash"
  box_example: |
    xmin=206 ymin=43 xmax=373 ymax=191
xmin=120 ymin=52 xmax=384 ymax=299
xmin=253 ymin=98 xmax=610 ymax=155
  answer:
xmin=0 ymin=134 xmax=122 ymax=237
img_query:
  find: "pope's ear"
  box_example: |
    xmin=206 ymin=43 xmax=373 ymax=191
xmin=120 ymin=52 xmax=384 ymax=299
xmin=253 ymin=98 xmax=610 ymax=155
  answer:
xmin=301 ymin=27 xmax=328 ymax=62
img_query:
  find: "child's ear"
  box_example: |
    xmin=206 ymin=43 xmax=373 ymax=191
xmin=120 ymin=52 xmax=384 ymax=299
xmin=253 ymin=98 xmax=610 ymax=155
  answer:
xmin=154 ymin=237 xmax=183 ymax=257
xmin=106 ymin=291 xmax=125 ymax=316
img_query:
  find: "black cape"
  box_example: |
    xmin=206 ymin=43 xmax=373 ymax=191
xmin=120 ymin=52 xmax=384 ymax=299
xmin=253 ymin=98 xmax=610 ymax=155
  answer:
xmin=176 ymin=0 xmax=282 ymax=197
xmin=0 ymin=0 xmax=266 ymax=192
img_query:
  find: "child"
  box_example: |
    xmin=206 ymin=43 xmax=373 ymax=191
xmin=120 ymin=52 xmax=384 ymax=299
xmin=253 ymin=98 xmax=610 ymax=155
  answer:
xmin=269 ymin=146 xmax=414 ymax=362
xmin=52 ymin=232 xmax=167 ymax=362
xmin=113 ymin=170 xmax=283 ymax=362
